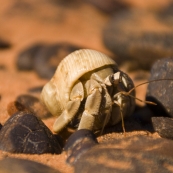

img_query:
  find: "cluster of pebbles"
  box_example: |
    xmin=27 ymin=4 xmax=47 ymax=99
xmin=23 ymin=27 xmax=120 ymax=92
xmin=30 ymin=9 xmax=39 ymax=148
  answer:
xmin=1 ymin=0 xmax=173 ymax=173
xmin=103 ymin=5 xmax=173 ymax=71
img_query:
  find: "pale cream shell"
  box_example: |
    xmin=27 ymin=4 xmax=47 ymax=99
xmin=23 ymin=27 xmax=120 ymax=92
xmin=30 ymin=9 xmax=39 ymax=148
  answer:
xmin=41 ymin=49 xmax=117 ymax=116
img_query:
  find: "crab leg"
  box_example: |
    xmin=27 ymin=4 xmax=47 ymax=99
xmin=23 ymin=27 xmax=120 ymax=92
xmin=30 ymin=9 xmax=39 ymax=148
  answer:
xmin=53 ymin=81 xmax=84 ymax=133
xmin=78 ymin=79 xmax=102 ymax=130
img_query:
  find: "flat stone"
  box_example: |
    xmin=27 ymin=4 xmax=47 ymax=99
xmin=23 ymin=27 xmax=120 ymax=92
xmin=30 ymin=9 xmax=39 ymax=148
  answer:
xmin=33 ymin=43 xmax=81 ymax=79
xmin=74 ymin=136 xmax=173 ymax=173
xmin=16 ymin=43 xmax=43 ymax=71
xmin=16 ymin=43 xmax=81 ymax=79
xmin=0 ymin=157 xmax=60 ymax=173
xmin=0 ymin=111 xmax=62 ymax=154
xmin=146 ymin=57 xmax=173 ymax=117
xmin=157 ymin=2 xmax=173 ymax=26
xmin=152 ymin=117 xmax=173 ymax=140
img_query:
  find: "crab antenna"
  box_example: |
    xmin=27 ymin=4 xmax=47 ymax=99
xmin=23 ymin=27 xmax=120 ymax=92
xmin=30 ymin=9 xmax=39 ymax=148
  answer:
xmin=126 ymin=93 xmax=157 ymax=105
xmin=128 ymin=79 xmax=173 ymax=95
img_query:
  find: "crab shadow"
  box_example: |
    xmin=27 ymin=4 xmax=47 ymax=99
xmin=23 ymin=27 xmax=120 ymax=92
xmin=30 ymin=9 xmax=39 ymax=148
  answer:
xmin=97 ymin=96 xmax=170 ymax=136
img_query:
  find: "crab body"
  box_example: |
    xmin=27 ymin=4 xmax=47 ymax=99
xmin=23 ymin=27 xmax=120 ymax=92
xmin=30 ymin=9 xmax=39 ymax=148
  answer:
xmin=41 ymin=49 xmax=135 ymax=133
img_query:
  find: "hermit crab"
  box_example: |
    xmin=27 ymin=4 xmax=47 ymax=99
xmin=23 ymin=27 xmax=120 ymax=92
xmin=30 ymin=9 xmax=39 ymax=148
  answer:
xmin=41 ymin=49 xmax=136 ymax=134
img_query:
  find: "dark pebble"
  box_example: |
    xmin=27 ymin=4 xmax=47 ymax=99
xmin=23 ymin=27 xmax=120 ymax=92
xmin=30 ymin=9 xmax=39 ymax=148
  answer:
xmin=16 ymin=43 xmax=81 ymax=79
xmin=157 ymin=2 xmax=173 ymax=26
xmin=74 ymin=136 xmax=173 ymax=173
xmin=103 ymin=10 xmax=173 ymax=70
xmin=16 ymin=94 xmax=52 ymax=119
xmin=0 ymin=157 xmax=60 ymax=173
xmin=7 ymin=101 xmax=27 ymax=116
xmin=0 ymin=123 xmax=2 ymax=130
xmin=28 ymin=85 xmax=43 ymax=93
xmin=0 ymin=39 xmax=11 ymax=49
xmin=33 ymin=43 xmax=81 ymax=79
xmin=64 ymin=129 xmax=98 ymax=165
xmin=16 ymin=44 xmax=44 ymax=71
xmin=83 ymin=0 xmax=128 ymax=13
xmin=0 ymin=111 xmax=62 ymax=154
xmin=152 ymin=117 xmax=173 ymax=140
xmin=146 ymin=57 xmax=173 ymax=117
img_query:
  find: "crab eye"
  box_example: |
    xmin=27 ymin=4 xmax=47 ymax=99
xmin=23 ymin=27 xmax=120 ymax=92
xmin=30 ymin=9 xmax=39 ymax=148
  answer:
xmin=109 ymin=74 xmax=115 ymax=84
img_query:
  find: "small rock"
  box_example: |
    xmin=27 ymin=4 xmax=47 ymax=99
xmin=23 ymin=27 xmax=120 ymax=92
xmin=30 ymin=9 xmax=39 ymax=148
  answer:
xmin=146 ymin=57 xmax=173 ymax=117
xmin=64 ymin=129 xmax=98 ymax=165
xmin=16 ymin=43 xmax=81 ymax=79
xmin=157 ymin=2 xmax=173 ymax=26
xmin=16 ymin=94 xmax=52 ymax=119
xmin=74 ymin=136 xmax=173 ymax=173
xmin=103 ymin=10 xmax=173 ymax=70
xmin=152 ymin=117 xmax=173 ymax=140
xmin=16 ymin=44 xmax=43 ymax=71
xmin=0 ymin=111 xmax=62 ymax=154
xmin=83 ymin=0 xmax=128 ymax=13
xmin=7 ymin=101 xmax=27 ymax=116
xmin=0 ymin=39 xmax=11 ymax=49
xmin=33 ymin=43 xmax=81 ymax=79
xmin=0 ymin=123 xmax=2 ymax=130
xmin=0 ymin=157 xmax=60 ymax=173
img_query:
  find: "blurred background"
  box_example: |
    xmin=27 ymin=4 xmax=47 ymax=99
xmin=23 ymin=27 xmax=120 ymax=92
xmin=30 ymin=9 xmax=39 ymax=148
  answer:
xmin=0 ymin=0 xmax=173 ymax=123
xmin=0 ymin=0 xmax=173 ymax=70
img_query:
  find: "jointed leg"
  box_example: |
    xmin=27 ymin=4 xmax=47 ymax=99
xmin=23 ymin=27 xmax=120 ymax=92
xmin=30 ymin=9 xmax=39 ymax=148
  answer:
xmin=113 ymin=93 xmax=126 ymax=135
xmin=53 ymin=81 xmax=84 ymax=133
xmin=78 ymin=79 xmax=102 ymax=130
